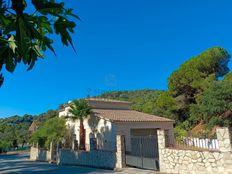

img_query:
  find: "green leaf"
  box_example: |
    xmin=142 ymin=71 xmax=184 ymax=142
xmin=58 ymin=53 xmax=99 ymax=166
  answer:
xmin=43 ymin=37 xmax=56 ymax=56
xmin=5 ymin=50 xmax=16 ymax=73
xmin=16 ymin=16 xmax=28 ymax=56
xmin=33 ymin=45 xmax=44 ymax=58
xmin=38 ymin=16 xmax=53 ymax=34
xmin=65 ymin=9 xmax=81 ymax=20
xmin=54 ymin=17 xmax=76 ymax=53
xmin=32 ymin=0 xmax=64 ymax=15
xmin=0 ymin=0 xmax=78 ymax=84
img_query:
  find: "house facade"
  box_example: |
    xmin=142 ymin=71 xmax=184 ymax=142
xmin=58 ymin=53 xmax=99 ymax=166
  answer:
xmin=58 ymin=98 xmax=174 ymax=152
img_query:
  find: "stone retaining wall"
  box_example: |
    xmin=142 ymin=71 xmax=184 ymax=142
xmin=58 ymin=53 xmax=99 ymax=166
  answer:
xmin=158 ymin=128 xmax=232 ymax=174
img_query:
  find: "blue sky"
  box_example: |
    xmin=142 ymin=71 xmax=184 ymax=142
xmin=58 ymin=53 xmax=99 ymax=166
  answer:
xmin=0 ymin=0 xmax=232 ymax=117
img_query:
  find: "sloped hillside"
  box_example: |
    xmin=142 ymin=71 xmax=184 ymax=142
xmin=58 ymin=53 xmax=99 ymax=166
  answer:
xmin=99 ymin=89 xmax=163 ymax=114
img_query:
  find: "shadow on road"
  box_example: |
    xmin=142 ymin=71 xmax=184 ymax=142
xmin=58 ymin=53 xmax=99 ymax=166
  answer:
xmin=0 ymin=153 xmax=114 ymax=174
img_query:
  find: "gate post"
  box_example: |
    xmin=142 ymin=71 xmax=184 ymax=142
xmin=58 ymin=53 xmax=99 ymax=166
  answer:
xmin=115 ymin=135 xmax=126 ymax=169
xmin=157 ymin=129 xmax=166 ymax=149
xmin=157 ymin=129 xmax=166 ymax=172
xmin=48 ymin=142 xmax=53 ymax=162
xmin=216 ymin=127 xmax=232 ymax=152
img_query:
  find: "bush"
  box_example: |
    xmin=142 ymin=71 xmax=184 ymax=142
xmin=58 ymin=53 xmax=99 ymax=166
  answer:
xmin=30 ymin=117 xmax=66 ymax=149
xmin=174 ymin=125 xmax=187 ymax=142
xmin=0 ymin=141 xmax=11 ymax=153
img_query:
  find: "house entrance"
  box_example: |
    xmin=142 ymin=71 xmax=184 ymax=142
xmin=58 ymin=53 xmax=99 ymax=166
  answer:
xmin=125 ymin=130 xmax=159 ymax=170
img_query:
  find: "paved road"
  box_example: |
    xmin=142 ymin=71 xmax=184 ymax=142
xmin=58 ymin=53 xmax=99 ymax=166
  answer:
xmin=0 ymin=153 xmax=159 ymax=174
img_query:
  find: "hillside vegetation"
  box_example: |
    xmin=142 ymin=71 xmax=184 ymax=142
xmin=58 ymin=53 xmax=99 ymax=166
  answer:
xmin=100 ymin=89 xmax=163 ymax=114
xmin=0 ymin=110 xmax=57 ymax=152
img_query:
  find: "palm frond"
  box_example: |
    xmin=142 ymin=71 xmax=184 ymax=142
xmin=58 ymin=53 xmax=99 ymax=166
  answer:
xmin=68 ymin=99 xmax=93 ymax=121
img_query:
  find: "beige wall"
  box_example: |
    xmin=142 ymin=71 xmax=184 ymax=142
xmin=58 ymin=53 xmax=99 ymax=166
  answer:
xmin=131 ymin=128 xmax=157 ymax=136
xmin=62 ymin=114 xmax=116 ymax=151
xmin=115 ymin=122 xmax=174 ymax=151
xmin=59 ymin=100 xmax=130 ymax=116
xmin=88 ymin=100 xmax=130 ymax=110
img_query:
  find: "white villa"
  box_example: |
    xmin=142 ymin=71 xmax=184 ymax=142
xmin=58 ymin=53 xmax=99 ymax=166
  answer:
xmin=31 ymin=98 xmax=232 ymax=173
xmin=58 ymin=98 xmax=174 ymax=151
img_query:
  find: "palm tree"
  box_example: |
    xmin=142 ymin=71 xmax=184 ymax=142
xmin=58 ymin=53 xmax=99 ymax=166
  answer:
xmin=68 ymin=99 xmax=92 ymax=150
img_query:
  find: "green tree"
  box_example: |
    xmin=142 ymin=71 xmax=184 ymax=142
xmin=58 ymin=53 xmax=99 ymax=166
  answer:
xmin=0 ymin=0 xmax=79 ymax=87
xmin=154 ymin=92 xmax=179 ymax=119
xmin=30 ymin=117 xmax=66 ymax=149
xmin=68 ymin=99 xmax=93 ymax=150
xmin=224 ymin=72 xmax=232 ymax=81
xmin=191 ymin=78 xmax=232 ymax=129
xmin=168 ymin=47 xmax=230 ymax=99
xmin=0 ymin=140 xmax=11 ymax=153
xmin=34 ymin=109 xmax=57 ymax=125
xmin=16 ymin=124 xmax=29 ymax=147
xmin=158 ymin=47 xmax=231 ymax=128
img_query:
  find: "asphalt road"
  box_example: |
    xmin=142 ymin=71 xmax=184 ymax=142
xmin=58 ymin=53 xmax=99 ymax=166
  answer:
xmin=0 ymin=153 xmax=114 ymax=174
xmin=0 ymin=153 xmax=159 ymax=174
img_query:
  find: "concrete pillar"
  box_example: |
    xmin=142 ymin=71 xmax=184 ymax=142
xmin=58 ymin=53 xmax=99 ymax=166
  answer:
xmin=47 ymin=142 xmax=53 ymax=161
xmin=115 ymin=135 xmax=126 ymax=169
xmin=216 ymin=127 xmax=232 ymax=152
xmin=30 ymin=146 xmax=39 ymax=160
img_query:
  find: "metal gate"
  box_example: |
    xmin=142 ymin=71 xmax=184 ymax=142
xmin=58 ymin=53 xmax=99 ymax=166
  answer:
xmin=125 ymin=136 xmax=159 ymax=170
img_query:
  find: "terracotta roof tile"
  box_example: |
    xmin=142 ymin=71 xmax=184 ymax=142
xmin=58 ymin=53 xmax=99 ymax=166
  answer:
xmin=93 ymin=109 xmax=174 ymax=122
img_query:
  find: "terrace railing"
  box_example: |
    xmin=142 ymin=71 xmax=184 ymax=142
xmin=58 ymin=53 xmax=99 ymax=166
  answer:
xmin=167 ymin=137 xmax=219 ymax=151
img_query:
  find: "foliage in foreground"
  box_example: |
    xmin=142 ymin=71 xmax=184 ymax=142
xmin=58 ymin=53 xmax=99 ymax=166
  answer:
xmin=0 ymin=0 xmax=79 ymax=87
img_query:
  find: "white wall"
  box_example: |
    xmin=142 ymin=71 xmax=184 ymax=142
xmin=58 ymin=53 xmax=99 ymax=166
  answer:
xmin=88 ymin=100 xmax=130 ymax=110
xmin=59 ymin=110 xmax=116 ymax=151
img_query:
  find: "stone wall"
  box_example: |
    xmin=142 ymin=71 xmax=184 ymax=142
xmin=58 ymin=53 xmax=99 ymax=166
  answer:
xmin=158 ymin=128 xmax=232 ymax=174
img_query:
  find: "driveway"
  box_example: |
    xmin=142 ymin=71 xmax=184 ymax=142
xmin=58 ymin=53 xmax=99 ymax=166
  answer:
xmin=0 ymin=153 xmax=160 ymax=174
